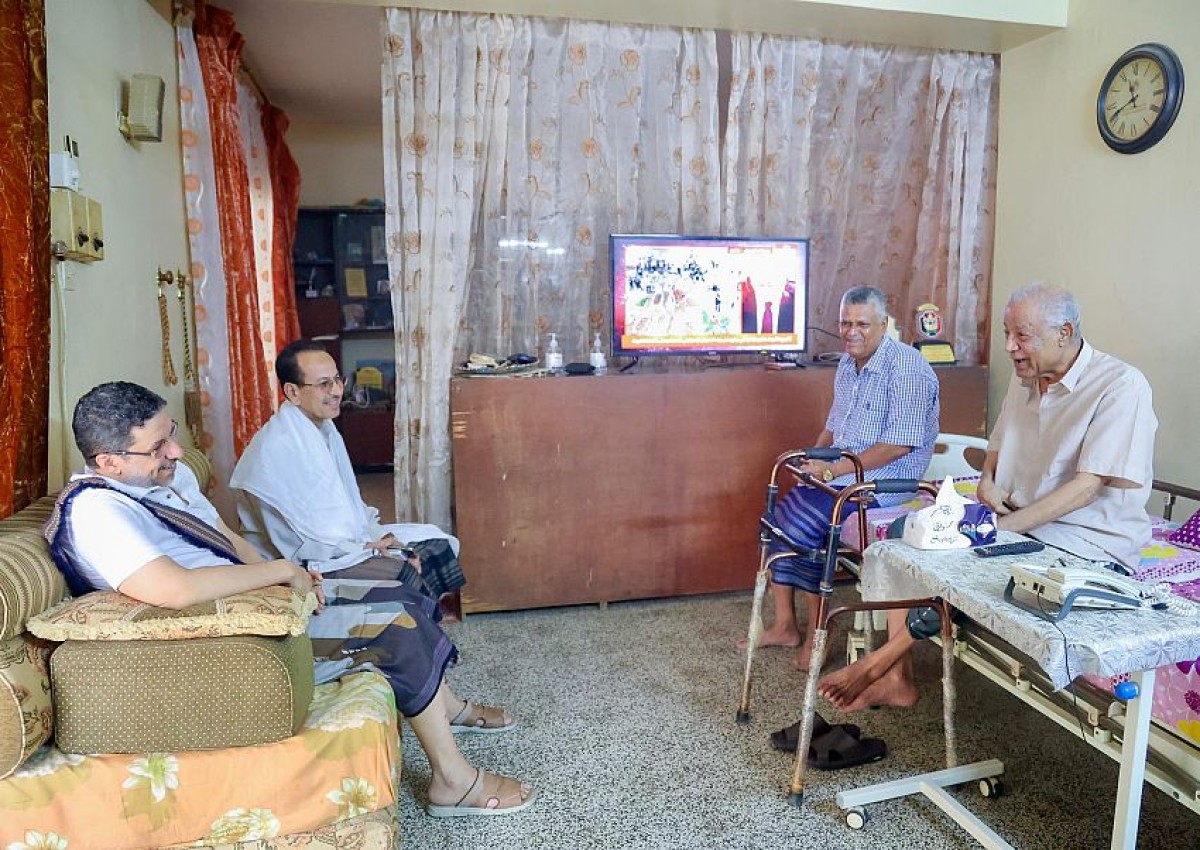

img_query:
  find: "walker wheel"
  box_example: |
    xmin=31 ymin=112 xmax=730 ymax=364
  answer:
xmin=845 ymin=807 xmax=868 ymax=830
xmin=978 ymin=777 xmax=1005 ymax=798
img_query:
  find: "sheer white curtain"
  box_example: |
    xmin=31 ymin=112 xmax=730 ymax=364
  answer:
xmin=723 ymin=36 xmax=998 ymax=362
xmin=177 ymin=21 xmax=236 ymax=510
xmin=382 ymin=9 xmax=719 ymax=528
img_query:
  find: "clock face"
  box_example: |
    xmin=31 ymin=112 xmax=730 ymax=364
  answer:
xmin=1101 ymin=56 xmax=1168 ymax=143
xmin=1097 ymin=43 xmax=1185 ymax=154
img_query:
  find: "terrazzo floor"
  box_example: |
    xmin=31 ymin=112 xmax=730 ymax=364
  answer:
xmin=353 ymin=473 xmax=1198 ymax=849
xmin=393 ymin=591 xmax=1200 ymax=850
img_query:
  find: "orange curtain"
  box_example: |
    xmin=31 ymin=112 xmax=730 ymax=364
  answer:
xmin=0 ymin=0 xmax=49 ymax=519
xmin=192 ymin=0 xmax=273 ymax=454
xmin=262 ymin=103 xmax=302 ymax=350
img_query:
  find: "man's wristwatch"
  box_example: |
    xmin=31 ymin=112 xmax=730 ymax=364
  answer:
xmin=821 ymin=464 xmax=835 ymax=482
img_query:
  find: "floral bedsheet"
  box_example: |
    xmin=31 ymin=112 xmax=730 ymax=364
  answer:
xmin=0 ymin=671 xmax=398 ymax=850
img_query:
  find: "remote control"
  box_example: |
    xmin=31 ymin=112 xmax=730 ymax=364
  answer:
xmin=972 ymin=540 xmax=1045 ymax=558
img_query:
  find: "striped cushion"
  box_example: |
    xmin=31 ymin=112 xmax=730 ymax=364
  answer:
xmin=0 ymin=496 xmax=54 ymax=537
xmin=0 ymin=531 xmax=67 ymax=641
xmin=51 ymin=633 xmax=314 ymax=754
xmin=0 ymin=633 xmax=53 ymax=778
xmin=181 ymin=445 xmax=213 ymax=492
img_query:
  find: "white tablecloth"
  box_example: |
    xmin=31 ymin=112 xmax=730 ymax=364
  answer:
xmin=859 ymin=533 xmax=1200 ymax=689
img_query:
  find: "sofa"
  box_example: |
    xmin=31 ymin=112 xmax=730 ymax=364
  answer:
xmin=0 ymin=449 xmax=401 ymax=849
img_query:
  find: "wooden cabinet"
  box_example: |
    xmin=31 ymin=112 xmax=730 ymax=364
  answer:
xmin=294 ymin=207 xmax=393 ymax=334
xmin=450 ymin=365 xmax=988 ymax=613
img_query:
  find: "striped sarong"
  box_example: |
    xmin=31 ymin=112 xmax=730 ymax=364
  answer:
xmin=767 ymin=486 xmax=855 ymax=594
xmin=310 ymin=578 xmax=457 ymax=717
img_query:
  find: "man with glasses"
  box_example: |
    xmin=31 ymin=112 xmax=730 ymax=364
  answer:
xmin=740 ymin=286 xmax=939 ymax=676
xmin=46 ymin=381 xmax=536 ymax=816
xmin=231 ymin=340 xmax=468 ymax=622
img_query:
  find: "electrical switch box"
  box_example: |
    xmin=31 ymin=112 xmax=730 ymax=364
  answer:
xmin=85 ymin=197 xmax=104 ymax=260
xmin=50 ymin=188 xmax=103 ymax=263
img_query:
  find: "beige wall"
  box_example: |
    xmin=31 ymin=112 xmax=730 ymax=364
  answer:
xmin=290 ymin=122 xmax=384 ymax=207
xmin=992 ymin=0 xmax=1200 ymax=487
xmin=45 ymin=0 xmax=190 ymax=488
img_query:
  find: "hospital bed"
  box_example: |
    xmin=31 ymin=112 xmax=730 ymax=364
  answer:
xmin=736 ymin=439 xmax=1200 ymax=847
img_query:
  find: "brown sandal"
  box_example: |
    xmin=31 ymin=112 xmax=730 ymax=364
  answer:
xmin=427 ymin=768 xmax=537 ymax=817
xmin=449 ymin=700 xmax=516 ymax=734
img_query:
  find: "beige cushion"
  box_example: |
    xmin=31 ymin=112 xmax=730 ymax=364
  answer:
xmin=51 ymin=633 xmax=314 ymax=753
xmin=0 ymin=633 xmax=54 ymax=778
xmin=0 ymin=530 xmax=68 ymax=640
xmin=27 ymin=586 xmax=316 ymax=642
xmin=181 ymin=445 xmax=214 ymax=492
xmin=0 ymin=495 xmax=54 ymax=537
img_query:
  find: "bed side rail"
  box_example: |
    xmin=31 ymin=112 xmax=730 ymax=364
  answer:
xmin=1151 ymin=479 xmax=1200 ymax=522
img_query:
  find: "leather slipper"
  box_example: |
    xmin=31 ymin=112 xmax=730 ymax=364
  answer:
xmin=427 ymin=769 xmax=538 ymax=818
xmin=770 ymin=714 xmax=861 ymax=753
xmin=808 ymin=725 xmax=887 ymax=771
xmin=449 ymin=700 xmax=516 ymax=735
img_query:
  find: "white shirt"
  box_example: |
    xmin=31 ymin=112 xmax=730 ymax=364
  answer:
xmin=989 ymin=341 xmax=1157 ymax=567
xmin=63 ymin=463 xmax=234 ymax=591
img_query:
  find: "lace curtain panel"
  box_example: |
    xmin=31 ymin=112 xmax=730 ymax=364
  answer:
xmin=0 ymin=0 xmax=50 ymax=518
xmin=723 ymin=35 xmax=998 ymax=363
xmin=382 ymin=10 xmax=720 ymax=527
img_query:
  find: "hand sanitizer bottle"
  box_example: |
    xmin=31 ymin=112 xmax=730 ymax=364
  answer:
xmin=589 ymin=332 xmax=607 ymax=373
xmin=545 ymin=333 xmax=564 ymax=373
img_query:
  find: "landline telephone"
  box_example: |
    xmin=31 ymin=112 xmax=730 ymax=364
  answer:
xmin=1005 ymin=562 xmax=1145 ymax=621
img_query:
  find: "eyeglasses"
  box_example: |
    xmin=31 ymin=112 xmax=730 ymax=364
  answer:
xmin=296 ymin=375 xmax=346 ymax=393
xmin=89 ymin=420 xmax=179 ymax=461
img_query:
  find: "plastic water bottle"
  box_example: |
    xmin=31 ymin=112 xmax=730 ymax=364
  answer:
xmin=589 ymin=332 xmax=607 ymax=373
xmin=546 ymin=333 xmax=564 ymax=373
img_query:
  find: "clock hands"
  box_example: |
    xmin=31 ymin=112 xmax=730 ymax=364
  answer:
xmin=1109 ymin=91 xmax=1138 ymax=120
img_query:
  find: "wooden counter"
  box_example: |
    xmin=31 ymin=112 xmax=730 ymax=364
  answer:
xmin=450 ymin=364 xmax=987 ymax=613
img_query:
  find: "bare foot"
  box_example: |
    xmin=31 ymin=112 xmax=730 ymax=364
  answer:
xmin=821 ymin=660 xmax=918 ymax=713
xmin=735 ymin=624 xmax=802 ymax=651
xmin=818 ymin=659 xmax=877 ymax=710
xmin=794 ymin=641 xmax=814 ymax=672
xmin=427 ymin=768 xmax=536 ymax=813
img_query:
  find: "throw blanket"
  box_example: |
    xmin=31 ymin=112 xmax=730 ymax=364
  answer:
xmin=44 ymin=476 xmax=242 ymax=596
xmin=230 ymin=402 xmax=373 ymax=548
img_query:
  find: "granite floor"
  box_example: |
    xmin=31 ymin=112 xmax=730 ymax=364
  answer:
xmin=356 ymin=470 xmax=1199 ymax=849
xmin=393 ymin=590 xmax=1199 ymax=850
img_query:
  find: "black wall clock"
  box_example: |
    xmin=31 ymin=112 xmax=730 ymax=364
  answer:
xmin=1097 ymin=43 xmax=1184 ymax=154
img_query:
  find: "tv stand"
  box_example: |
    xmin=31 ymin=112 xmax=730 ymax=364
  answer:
xmin=618 ymin=357 xmax=639 ymax=374
xmin=449 ymin=365 xmax=988 ymax=613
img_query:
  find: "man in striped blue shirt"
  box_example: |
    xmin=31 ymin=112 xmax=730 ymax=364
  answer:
xmin=742 ymin=285 xmax=939 ymax=671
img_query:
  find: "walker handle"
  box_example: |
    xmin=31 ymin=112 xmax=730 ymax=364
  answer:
xmin=871 ymin=479 xmax=922 ymax=495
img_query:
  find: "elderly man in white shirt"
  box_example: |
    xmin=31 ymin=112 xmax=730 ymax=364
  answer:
xmin=231 ymin=340 xmax=465 ymax=603
xmin=820 ymin=282 xmax=1158 ymax=713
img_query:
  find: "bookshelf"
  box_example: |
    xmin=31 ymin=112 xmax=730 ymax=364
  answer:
xmin=293 ymin=206 xmax=395 ymax=468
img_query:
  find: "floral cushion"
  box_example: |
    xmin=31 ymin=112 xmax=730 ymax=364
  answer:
xmin=0 ymin=634 xmax=53 ymax=779
xmin=25 ymin=586 xmax=316 ymax=642
xmin=1166 ymin=509 xmax=1200 ymax=551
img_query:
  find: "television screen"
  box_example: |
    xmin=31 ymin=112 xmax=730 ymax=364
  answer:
xmin=611 ymin=234 xmax=809 ymax=357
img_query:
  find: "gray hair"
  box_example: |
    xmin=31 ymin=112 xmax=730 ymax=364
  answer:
xmin=840 ymin=285 xmax=888 ymax=322
xmin=1007 ymin=282 xmax=1082 ymax=339
xmin=73 ymin=381 xmax=166 ymax=460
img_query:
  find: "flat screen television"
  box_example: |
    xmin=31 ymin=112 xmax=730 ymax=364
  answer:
xmin=611 ymin=234 xmax=809 ymax=357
